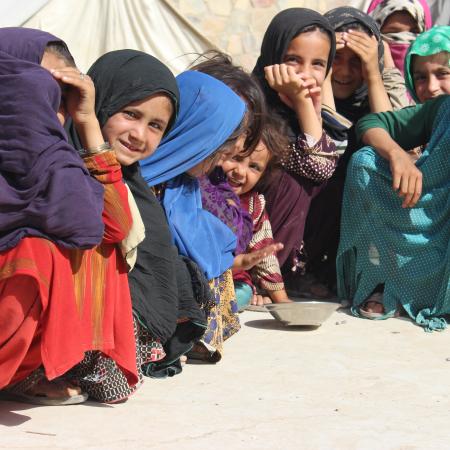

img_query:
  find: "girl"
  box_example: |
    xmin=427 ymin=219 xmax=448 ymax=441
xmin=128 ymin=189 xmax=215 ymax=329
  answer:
xmin=404 ymin=26 xmax=450 ymax=104
xmin=140 ymin=71 xmax=246 ymax=362
xmin=368 ymin=0 xmax=432 ymax=75
xmin=222 ymin=117 xmax=292 ymax=310
xmin=337 ymin=94 xmax=450 ymax=331
xmin=339 ymin=26 xmax=450 ymax=322
xmin=68 ymin=50 xmax=207 ymax=397
xmin=252 ymin=8 xmax=339 ymax=293
xmin=303 ymin=7 xmax=394 ymax=291
xmin=0 ymin=28 xmax=138 ymax=405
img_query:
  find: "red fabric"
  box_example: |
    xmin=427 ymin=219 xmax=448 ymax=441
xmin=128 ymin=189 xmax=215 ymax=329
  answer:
xmin=0 ymin=152 xmax=138 ymax=390
xmin=0 ymin=238 xmax=87 ymax=388
xmin=0 ymin=238 xmax=138 ymax=389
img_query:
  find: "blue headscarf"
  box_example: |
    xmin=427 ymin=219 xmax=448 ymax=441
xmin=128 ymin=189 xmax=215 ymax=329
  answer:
xmin=140 ymin=71 xmax=246 ymax=279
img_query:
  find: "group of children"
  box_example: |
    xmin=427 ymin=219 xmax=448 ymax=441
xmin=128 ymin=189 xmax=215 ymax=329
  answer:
xmin=0 ymin=1 xmax=449 ymax=405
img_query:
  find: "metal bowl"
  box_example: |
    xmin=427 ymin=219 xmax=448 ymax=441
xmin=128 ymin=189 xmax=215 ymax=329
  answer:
xmin=265 ymin=300 xmax=340 ymax=327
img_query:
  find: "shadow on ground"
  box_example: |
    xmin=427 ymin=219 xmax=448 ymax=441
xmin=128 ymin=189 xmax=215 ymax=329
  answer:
xmin=244 ymin=319 xmax=319 ymax=332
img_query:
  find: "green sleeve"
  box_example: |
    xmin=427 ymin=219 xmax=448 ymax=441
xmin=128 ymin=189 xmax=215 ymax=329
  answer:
xmin=355 ymin=95 xmax=448 ymax=150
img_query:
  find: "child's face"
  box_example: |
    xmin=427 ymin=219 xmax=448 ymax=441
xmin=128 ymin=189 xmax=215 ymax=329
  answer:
xmin=412 ymin=52 xmax=450 ymax=103
xmin=102 ymin=94 xmax=173 ymax=166
xmin=282 ymin=30 xmax=330 ymax=87
xmin=331 ymin=43 xmax=364 ymax=99
xmin=381 ymin=11 xmax=420 ymax=34
xmin=221 ymin=143 xmax=270 ymax=196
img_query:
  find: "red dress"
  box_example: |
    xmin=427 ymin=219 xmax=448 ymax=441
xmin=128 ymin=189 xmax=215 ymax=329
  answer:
xmin=0 ymin=151 xmax=138 ymax=389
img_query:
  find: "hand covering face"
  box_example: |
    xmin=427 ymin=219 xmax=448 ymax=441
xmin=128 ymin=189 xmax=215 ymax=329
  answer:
xmin=0 ymin=27 xmax=104 ymax=250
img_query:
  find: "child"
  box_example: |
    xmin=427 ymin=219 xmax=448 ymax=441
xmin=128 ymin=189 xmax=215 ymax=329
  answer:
xmin=342 ymin=27 xmax=450 ymax=320
xmin=368 ymin=0 xmax=432 ymax=75
xmin=404 ymin=26 xmax=450 ymax=104
xmin=252 ymin=8 xmax=339 ymax=292
xmin=303 ymin=7 xmax=395 ymax=291
xmin=222 ymin=117 xmax=292 ymax=310
xmin=337 ymin=94 xmax=450 ymax=331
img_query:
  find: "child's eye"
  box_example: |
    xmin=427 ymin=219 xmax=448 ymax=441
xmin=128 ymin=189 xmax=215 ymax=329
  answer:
xmin=149 ymin=122 xmax=162 ymax=131
xmin=437 ymin=70 xmax=450 ymax=78
xmin=249 ymin=163 xmax=261 ymax=171
xmin=123 ymin=110 xmax=137 ymax=118
xmin=313 ymin=61 xmax=326 ymax=68
xmin=413 ymin=74 xmax=426 ymax=82
xmin=284 ymin=56 xmax=299 ymax=64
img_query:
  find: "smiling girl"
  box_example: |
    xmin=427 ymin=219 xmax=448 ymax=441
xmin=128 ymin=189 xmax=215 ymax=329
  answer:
xmin=222 ymin=117 xmax=293 ymax=309
xmin=252 ymin=9 xmax=339 ymax=293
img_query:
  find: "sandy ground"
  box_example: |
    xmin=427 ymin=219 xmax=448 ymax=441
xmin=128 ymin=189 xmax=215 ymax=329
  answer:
xmin=2 ymin=308 xmax=450 ymax=450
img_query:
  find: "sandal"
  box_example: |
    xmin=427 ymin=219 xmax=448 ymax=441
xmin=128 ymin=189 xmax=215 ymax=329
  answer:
xmin=0 ymin=378 xmax=88 ymax=406
xmin=359 ymin=293 xmax=398 ymax=320
xmin=186 ymin=343 xmax=222 ymax=364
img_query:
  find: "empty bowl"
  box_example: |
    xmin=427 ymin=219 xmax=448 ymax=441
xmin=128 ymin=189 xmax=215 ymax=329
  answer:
xmin=265 ymin=299 xmax=340 ymax=327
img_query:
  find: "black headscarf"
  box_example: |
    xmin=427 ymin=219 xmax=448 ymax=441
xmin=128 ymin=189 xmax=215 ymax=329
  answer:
xmin=0 ymin=27 xmax=104 ymax=251
xmin=68 ymin=49 xmax=179 ymax=148
xmin=252 ymin=8 xmax=336 ymax=136
xmin=325 ymin=7 xmax=384 ymax=124
xmin=68 ymin=50 xmax=207 ymax=350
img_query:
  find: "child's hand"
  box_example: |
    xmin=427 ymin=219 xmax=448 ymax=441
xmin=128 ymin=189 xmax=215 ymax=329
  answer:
xmin=233 ymin=242 xmax=284 ymax=271
xmin=50 ymin=68 xmax=97 ymax=127
xmin=335 ymin=32 xmax=345 ymax=51
xmin=250 ymin=294 xmax=272 ymax=306
xmin=389 ymin=149 xmax=423 ymax=208
xmin=264 ymin=64 xmax=311 ymax=105
xmin=342 ymin=31 xmax=380 ymax=80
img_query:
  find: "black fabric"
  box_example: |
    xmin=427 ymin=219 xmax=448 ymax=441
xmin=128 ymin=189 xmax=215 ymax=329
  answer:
xmin=143 ymin=321 xmax=206 ymax=378
xmin=122 ymin=163 xmax=180 ymax=341
xmin=252 ymin=8 xmax=336 ymax=138
xmin=325 ymin=6 xmax=384 ymax=124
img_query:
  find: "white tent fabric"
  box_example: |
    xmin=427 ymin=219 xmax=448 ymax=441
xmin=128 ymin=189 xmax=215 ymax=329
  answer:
xmin=1 ymin=0 xmax=447 ymax=74
xmin=23 ymin=0 xmax=217 ymax=74
xmin=0 ymin=0 xmax=47 ymax=28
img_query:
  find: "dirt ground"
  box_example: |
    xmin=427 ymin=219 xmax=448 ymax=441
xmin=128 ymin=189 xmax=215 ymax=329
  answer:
xmin=2 ymin=308 xmax=450 ymax=450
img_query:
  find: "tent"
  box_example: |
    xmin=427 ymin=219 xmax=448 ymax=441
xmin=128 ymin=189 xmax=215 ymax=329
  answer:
xmin=0 ymin=0 xmax=448 ymax=73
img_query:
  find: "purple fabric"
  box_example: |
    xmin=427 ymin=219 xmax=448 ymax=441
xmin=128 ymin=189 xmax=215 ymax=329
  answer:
xmin=199 ymin=168 xmax=253 ymax=255
xmin=0 ymin=28 xmax=104 ymax=251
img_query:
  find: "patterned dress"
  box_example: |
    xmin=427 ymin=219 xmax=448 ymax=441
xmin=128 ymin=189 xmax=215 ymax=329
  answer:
xmin=233 ymin=192 xmax=284 ymax=293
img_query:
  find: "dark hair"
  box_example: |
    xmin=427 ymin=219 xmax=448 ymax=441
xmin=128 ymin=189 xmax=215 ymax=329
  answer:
xmin=253 ymin=114 xmax=289 ymax=192
xmin=44 ymin=41 xmax=76 ymax=67
xmin=335 ymin=22 xmax=373 ymax=36
xmin=191 ymin=50 xmax=266 ymax=155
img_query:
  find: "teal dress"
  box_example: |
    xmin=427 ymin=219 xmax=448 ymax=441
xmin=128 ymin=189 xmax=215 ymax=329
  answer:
xmin=337 ymin=95 xmax=450 ymax=331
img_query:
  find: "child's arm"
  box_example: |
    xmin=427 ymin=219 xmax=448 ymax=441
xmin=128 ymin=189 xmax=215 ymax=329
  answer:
xmin=52 ymin=67 xmax=132 ymax=242
xmin=356 ymin=96 xmax=446 ymax=208
xmin=280 ymin=132 xmax=339 ymax=182
xmin=342 ymin=31 xmax=392 ymax=113
xmin=265 ymin=64 xmax=322 ymax=141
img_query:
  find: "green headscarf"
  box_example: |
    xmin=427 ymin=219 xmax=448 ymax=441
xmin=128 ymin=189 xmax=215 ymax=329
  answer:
xmin=404 ymin=26 xmax=450 ymax=103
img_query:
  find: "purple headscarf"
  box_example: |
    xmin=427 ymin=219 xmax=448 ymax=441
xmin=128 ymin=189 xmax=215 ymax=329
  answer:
xmin=0 ymin=28 xmax=104 ymax=251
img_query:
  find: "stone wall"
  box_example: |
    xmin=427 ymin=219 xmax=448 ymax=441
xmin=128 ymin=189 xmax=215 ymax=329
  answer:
xmin=166 ymin=0 xmax=359 ymax=70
